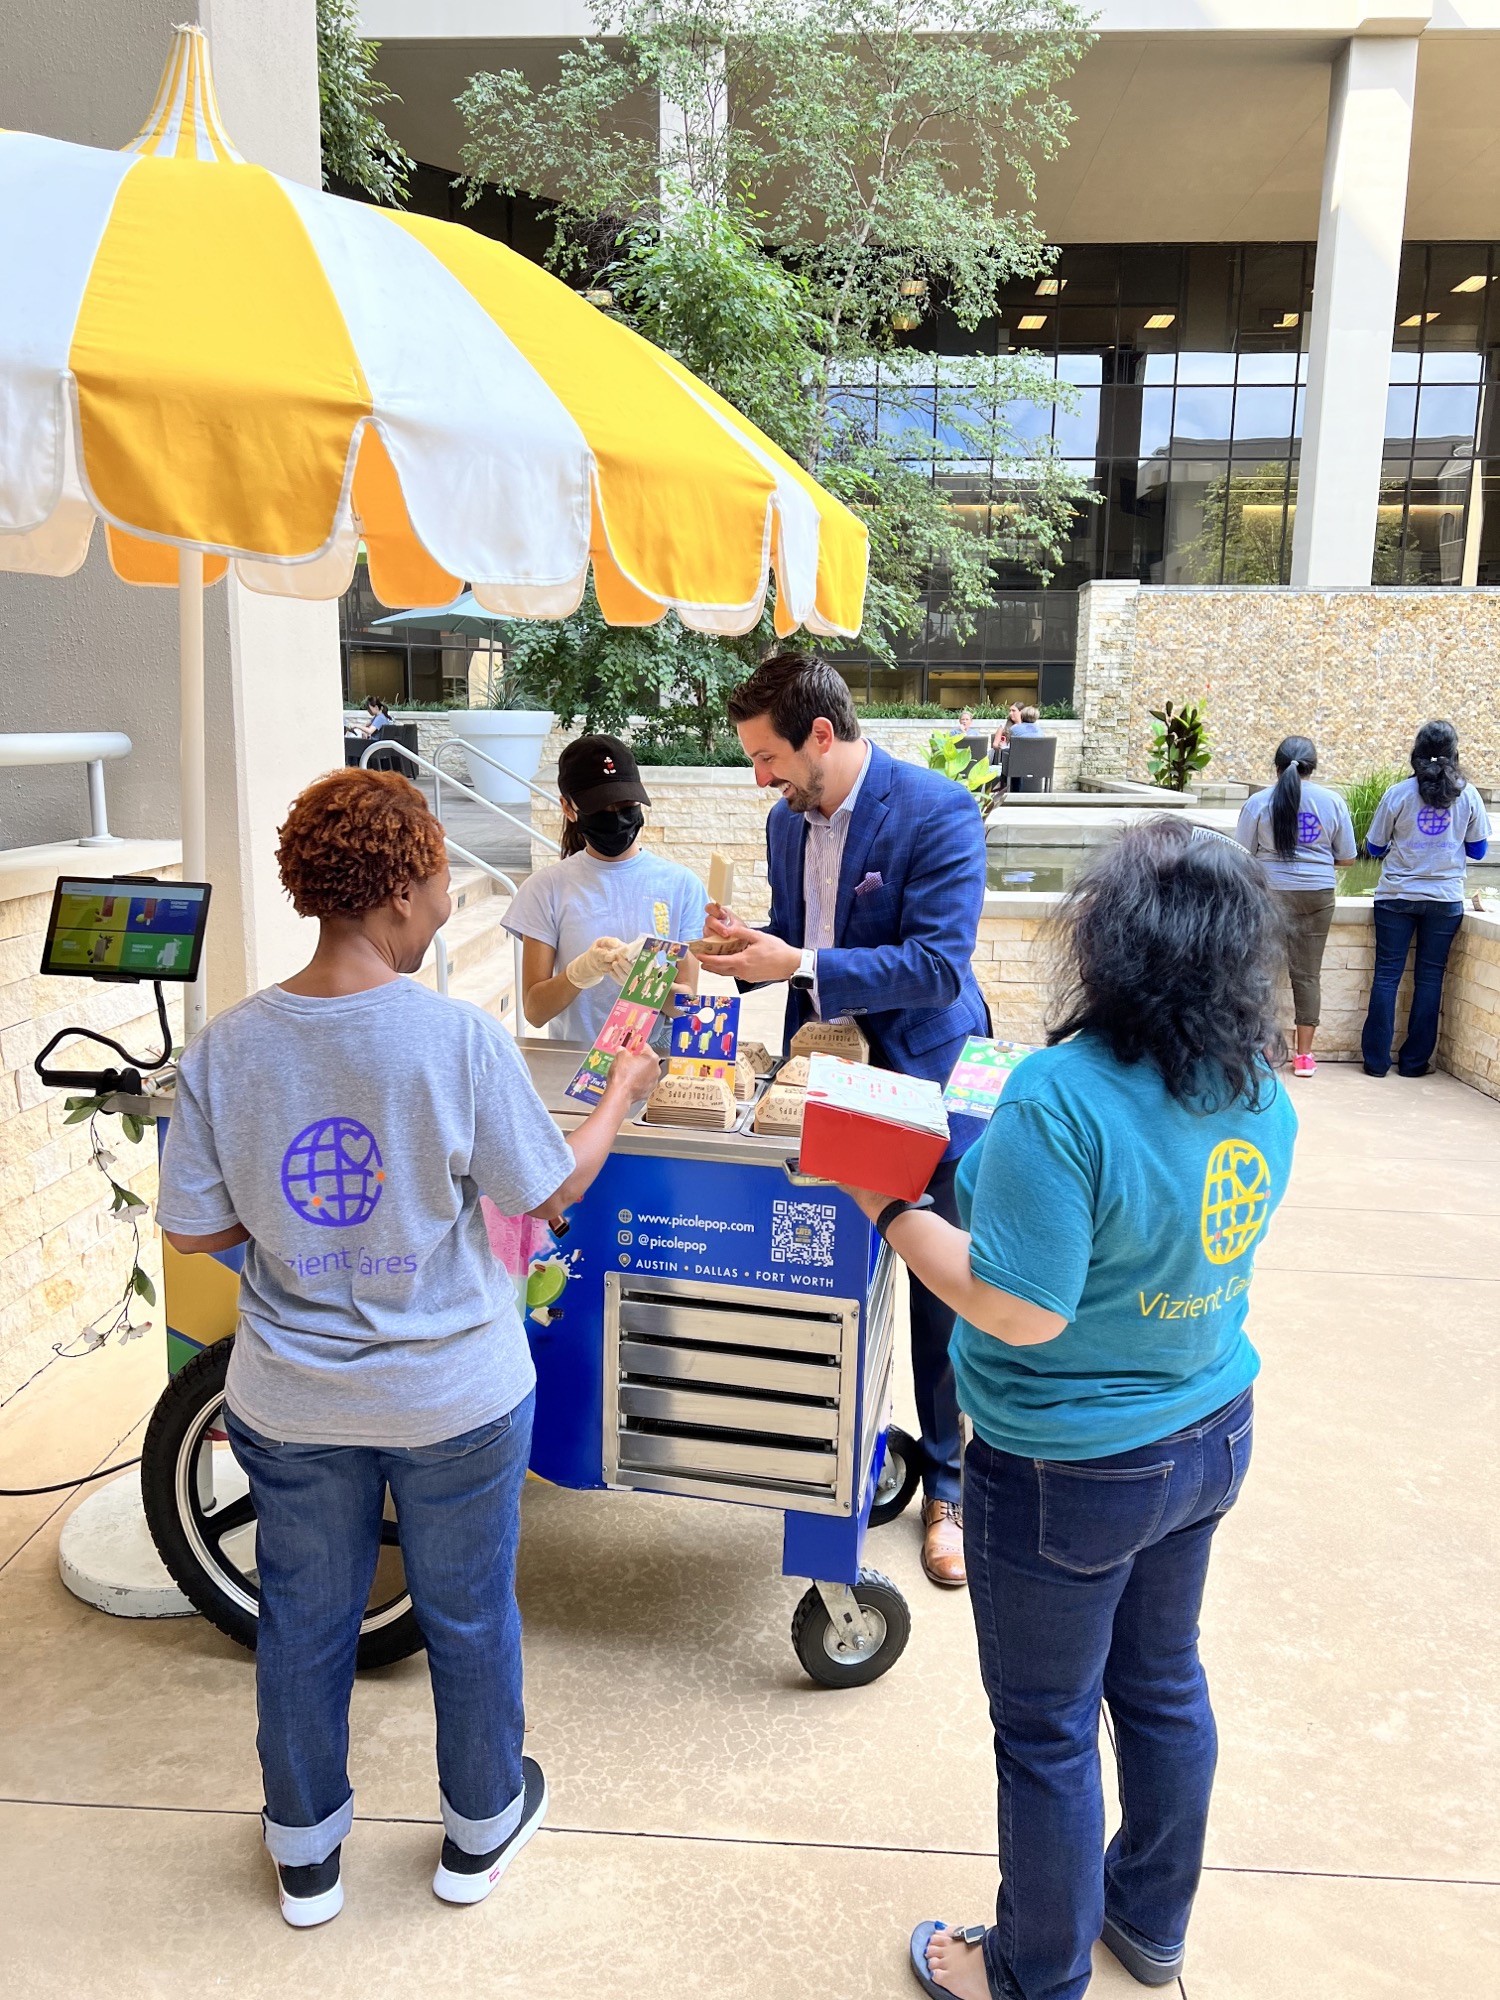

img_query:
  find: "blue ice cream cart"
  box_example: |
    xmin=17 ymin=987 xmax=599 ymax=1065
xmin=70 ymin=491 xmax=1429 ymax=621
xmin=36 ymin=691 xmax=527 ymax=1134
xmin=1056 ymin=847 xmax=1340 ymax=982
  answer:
xmin=134 ymin=1040 xmax=919 ymax=1687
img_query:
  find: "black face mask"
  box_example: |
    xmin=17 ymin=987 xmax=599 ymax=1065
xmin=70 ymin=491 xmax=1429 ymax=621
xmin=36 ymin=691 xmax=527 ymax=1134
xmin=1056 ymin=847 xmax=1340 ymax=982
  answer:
xmin=578 ymin=804 xmax=644 ymax=857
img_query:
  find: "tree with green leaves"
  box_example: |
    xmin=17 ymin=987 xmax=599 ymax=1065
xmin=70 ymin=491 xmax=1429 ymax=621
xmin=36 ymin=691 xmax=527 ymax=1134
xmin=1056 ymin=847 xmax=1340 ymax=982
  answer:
xmin=460 ymin=0 xmax=1094 ymax=737
xmin=316 ymin=0 xmax=413 ymax=205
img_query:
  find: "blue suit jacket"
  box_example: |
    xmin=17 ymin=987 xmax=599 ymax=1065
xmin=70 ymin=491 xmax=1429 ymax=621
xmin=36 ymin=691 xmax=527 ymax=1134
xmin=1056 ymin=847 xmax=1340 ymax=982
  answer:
xmin=762 ymin=744 xmax=991 ymax=1162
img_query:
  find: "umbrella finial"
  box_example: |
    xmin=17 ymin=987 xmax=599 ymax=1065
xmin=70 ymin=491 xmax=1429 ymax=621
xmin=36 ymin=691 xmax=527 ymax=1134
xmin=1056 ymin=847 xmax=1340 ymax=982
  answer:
xmin=123 ymin=23 xmax=245 ymax=164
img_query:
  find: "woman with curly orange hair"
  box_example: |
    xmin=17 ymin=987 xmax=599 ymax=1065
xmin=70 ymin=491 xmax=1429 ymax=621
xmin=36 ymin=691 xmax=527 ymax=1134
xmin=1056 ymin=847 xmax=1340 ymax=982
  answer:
xmin=156 ymin=768 xmax=658 ymax=1930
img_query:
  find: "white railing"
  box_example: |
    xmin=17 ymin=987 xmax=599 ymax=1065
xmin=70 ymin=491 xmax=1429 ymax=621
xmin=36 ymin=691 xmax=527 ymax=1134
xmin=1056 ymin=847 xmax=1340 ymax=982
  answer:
xmin=432 ymin=736 xmax=558 ymax=811
xmin=358 ymin=739 xmax=561 ymax=856
xmin=0 ymin=731 xmax=131 ymax=846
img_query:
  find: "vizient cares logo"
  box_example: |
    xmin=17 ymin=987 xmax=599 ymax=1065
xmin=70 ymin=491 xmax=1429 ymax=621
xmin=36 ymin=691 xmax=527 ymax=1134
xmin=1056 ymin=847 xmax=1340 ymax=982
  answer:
xmin=280 ymin=1117 xmax=385 ymax=1227
xmin=1200 ymin=1139 xmax=1271 ymax=1265
xmin=1417 ymin=805 xmax=1450 ymax=837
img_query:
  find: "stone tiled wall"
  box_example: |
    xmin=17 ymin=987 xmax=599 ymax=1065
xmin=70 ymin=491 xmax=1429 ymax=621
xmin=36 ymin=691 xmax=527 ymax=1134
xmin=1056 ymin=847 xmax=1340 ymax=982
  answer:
xmin=973 ymin=893 xmax=1419 ymax=1063
xmin=0 ymin=877 xmax=180 ymax=1401
xmin=1440 ymin=911 xmax=1500 ymax=1104
xmin=1074 ymin=584 xmax=1500 ymax=788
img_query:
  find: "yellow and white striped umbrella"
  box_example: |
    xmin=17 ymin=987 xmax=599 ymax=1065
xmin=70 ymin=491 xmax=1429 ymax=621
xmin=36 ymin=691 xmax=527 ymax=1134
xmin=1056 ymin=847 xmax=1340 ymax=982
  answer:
xmin=0 ymin=25 xmax=868 ymax=639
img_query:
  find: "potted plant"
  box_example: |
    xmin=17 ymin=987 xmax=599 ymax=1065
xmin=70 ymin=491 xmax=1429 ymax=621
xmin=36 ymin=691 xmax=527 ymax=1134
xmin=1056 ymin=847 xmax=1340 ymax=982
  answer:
xmin=449 ymin=644 xmax=554 ymax=808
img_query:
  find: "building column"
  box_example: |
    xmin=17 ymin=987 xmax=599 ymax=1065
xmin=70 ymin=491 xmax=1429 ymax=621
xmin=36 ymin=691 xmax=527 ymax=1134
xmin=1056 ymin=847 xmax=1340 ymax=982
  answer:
xmin=1291 ymin=31 xmax=1422 ymax=587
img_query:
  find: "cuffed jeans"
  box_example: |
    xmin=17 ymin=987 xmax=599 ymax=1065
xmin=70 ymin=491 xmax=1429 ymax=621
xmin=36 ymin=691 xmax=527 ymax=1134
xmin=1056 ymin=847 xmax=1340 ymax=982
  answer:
xmin=225 ymin=1393 xmax=534 ymax=1868
xmin=910 ymin=1155 xmax=964 ymax=1502
xmin=1360 ymin=897 xmax=1464 ymax=1077
xmin=963 ymin=1388 xmax=1254 ymax=2000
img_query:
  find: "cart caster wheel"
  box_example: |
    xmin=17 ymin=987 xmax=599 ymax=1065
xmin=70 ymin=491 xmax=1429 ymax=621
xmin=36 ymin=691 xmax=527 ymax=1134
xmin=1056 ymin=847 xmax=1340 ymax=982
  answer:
xmin=868 ymin=1423 xmax=922 ymax=1528
xmin=791 ymin=1569 xmax=911 ymax=1688
xmin=140 ymin=1337 xmax=424 ymax=1670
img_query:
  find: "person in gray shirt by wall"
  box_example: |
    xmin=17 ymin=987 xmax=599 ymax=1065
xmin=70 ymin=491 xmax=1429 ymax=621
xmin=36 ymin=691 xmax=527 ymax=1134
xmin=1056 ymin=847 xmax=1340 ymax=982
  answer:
xmin=1360 ymin=720 xmax=1491 ymax=1078
xmin=1235 ymin=737 xmax=1355 ymax=1078
xmin=156 ymin=768 xmax=659 ymax=1930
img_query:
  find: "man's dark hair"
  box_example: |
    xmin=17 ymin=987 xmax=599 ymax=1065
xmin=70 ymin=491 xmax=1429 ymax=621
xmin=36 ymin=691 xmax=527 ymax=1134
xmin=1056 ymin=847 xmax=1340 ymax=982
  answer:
xmin=726 ymin=648 xmax=861 ymax=749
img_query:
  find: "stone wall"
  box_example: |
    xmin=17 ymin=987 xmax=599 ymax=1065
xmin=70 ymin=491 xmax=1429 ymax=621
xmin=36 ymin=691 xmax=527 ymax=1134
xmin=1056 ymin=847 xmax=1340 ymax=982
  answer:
xmin=0 ymin=873 xmax=180 ymax=1402
xmin=1074 ymin=583 xmax=1500 ymax=789
xmin=1439 ymin=910 xmax=1500 ymax=1104
xmin=973 ymin=892 xmax=1418 ymax=1063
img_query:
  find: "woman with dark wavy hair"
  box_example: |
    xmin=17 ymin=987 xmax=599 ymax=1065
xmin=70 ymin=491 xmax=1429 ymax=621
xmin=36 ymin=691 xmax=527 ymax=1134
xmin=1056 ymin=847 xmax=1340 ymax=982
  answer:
xmin=842 ymin=819 xmax=1297 ymax=2000
xmin=1360 ymin=720 xmax=1490 ymax=1078
xmin=1235 ymin=736 xmax=1356 ymax=1077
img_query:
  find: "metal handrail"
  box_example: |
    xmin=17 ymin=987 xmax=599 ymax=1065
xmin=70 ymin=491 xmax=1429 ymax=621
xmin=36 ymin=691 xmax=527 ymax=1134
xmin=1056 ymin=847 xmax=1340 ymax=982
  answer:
xmin=442 ymin=836 xmax=528 ymax=1032
xmin=433 ymin=735 xmax=558 ymax=810
xmin=357 ymin=740 xmax=561 ymax=855
xmin=0 ymin=730 xmax=131 ymax=846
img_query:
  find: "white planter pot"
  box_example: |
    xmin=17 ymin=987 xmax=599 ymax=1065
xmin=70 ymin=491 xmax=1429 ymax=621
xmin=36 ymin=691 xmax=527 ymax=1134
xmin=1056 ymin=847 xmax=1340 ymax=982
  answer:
xmin=450 ymin=709 xmax=554 ymax=807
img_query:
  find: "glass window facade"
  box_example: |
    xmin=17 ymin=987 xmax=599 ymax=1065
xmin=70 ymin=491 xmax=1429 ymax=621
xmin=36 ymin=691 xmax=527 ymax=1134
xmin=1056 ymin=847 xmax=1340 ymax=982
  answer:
xmin=831 ymin=242 xmax=1500 ymax=708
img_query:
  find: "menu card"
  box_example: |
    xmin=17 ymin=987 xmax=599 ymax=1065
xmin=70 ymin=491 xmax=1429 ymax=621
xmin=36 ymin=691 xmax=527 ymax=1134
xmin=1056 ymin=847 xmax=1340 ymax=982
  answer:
xmin=942 ymin=1037 xmax=1035 ymax=1121
xmin=565 ymin=939 xmax=689 ymax=1105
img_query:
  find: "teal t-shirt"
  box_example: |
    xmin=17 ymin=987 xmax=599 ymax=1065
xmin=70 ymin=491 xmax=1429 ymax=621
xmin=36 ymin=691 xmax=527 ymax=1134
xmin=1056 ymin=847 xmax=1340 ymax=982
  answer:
xmin=952 ymin=1033 xmax=1297 ymax=1461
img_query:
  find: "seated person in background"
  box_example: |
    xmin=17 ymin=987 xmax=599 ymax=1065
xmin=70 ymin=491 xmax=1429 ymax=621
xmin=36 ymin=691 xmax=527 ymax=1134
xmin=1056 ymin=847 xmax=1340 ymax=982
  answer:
xmin=504 ymin=735 xmax=706 ymax=1041
xmin=991 ymin=705 xmax=1023 ymax=762
xmin=1008 ymin=705 xmax=1045 ymax=738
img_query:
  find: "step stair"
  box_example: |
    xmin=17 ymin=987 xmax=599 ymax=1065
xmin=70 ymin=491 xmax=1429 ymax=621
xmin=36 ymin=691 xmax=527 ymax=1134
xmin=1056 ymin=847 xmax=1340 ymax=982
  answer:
xmin=412 ymin=863 xmax=519 ymax=1030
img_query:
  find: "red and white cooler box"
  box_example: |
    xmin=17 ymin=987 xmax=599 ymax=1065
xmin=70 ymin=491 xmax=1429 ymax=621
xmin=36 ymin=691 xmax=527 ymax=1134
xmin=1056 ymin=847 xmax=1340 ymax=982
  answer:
xmin=798 ymin=1053 xmax=951 ymax=1200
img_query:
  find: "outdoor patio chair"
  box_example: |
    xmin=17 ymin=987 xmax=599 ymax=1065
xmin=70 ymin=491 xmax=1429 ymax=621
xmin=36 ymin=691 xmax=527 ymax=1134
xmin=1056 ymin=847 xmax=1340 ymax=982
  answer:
xmin=1005 ymin=734 xmax=1056 ymax=794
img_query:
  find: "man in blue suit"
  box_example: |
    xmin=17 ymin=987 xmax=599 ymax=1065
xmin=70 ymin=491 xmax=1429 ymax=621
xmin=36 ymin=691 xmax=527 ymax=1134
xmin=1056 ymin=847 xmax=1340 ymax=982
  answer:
xmin=708 ymin=651 xmax=990 ymax=1588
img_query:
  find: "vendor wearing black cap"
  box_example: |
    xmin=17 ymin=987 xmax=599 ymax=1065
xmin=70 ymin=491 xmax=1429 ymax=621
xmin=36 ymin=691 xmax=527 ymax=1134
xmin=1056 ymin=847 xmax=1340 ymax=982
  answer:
xmin=503 ymin=734 xmax=708 ymax=1043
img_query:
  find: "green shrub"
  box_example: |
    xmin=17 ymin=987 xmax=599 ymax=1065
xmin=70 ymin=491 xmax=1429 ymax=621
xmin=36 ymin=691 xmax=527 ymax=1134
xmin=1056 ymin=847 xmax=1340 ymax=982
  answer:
xmin=1147 ymin=700 xmax=1211 ymax=792
xmin=927 ymin=730 xmax=998 ymax=819
xmin=1040 ymin=701 xmax=1077 ymax=721
xmin=629 ymin=730 xmax=748 ymax=768
xmin=1340 ymin=766 xmax=1407 ymax=854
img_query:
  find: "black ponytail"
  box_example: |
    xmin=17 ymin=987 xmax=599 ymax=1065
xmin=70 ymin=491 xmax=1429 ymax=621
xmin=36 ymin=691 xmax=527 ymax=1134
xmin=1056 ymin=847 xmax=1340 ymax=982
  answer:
xmin=559 ymin=796 xmax=587 ymax=858
xmin=1410 ymin=719 xmax=1464 ymax=810
xmin=1269 ymin=735 xmax=1317 ymax=861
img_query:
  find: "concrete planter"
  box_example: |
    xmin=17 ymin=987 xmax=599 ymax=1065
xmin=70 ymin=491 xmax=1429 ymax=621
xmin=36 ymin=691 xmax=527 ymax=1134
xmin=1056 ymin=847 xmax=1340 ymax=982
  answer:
xmin=450 ymin=709 xmax=554 ymax=806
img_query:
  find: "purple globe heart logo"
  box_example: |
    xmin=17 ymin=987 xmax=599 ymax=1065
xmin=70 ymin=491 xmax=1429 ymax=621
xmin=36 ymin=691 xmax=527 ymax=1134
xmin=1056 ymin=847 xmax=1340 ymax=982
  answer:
xmin=1416 ymin=806 xmax=1450 ymax=837
xmin=1297 ymin=809 xmax=1322 ymax=845
xmin=281 ymin=1116 xmax=386 ymax=1227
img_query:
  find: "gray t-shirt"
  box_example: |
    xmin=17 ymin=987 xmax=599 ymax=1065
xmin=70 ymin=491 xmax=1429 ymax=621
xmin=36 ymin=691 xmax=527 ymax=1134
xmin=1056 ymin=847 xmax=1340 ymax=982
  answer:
xmin=1235 ymin=780 xmax=1356 ymax=890
xmin=156 ymin=980 xmax=573 ymax=1448
xmin=1368 ymin=777 xmax=1491 ymax=903
xmin=504 ymin=848 xmax=707 ymax=1043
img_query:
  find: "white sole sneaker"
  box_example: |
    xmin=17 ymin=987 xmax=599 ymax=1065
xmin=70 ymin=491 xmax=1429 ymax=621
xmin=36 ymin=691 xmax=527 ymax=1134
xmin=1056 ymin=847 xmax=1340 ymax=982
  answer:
xmin=274 ymin=1869 xmax=344 ymax=1929
xmin=432 ymin=1759 xmax=548 ymax=1906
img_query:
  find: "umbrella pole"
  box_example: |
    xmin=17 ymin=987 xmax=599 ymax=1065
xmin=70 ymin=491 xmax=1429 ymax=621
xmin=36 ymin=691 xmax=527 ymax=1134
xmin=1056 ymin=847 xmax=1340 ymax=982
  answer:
xmin=178 ymin=548 xmax=207 ymax=1039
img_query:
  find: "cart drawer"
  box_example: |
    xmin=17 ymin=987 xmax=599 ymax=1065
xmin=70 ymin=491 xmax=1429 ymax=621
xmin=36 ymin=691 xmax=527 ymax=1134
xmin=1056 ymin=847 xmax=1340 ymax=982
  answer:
xmin=617 ymin=1428 xmax=837 ymax=1491
xmin=619 ymin=1297 xmax=842 ymax=1357
xmin=618 ymin=1382 xmax=841 ymax=1441
xmin=618 ymin=1338 xmax=836 ymax=1400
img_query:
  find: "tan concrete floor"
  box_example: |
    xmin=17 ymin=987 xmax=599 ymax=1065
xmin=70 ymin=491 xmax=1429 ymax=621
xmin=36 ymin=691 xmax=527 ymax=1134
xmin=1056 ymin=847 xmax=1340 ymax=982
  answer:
xmin=1 ymin=1064 xmax=1497 ymax=1997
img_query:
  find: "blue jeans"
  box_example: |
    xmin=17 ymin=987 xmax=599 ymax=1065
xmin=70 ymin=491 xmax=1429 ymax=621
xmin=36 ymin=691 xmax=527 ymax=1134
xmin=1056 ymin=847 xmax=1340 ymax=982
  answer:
xmin=1360 ymin=898 xmax=1464 ymax=1076
xmin=226 ymin=1393 xmax=534 ymax=1869
xmin=963 ymin=1388 xmax=1254 ymax=2000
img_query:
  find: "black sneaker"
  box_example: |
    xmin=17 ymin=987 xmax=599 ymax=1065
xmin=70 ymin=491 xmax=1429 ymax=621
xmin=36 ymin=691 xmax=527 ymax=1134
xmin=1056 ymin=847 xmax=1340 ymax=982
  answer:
xmin=271 ymin=1844 xmax=344 ymax=1929
xmin=432 ymin=1757 xmax=547 ymax=1906
xmin=1100 ymin=1916 xmax=1184 ymax=1987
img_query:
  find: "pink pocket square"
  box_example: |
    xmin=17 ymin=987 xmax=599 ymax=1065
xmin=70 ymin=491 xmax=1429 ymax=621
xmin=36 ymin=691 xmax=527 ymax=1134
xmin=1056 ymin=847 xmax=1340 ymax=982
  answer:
xmin=854 ymin=871 xmax=883 ymax=896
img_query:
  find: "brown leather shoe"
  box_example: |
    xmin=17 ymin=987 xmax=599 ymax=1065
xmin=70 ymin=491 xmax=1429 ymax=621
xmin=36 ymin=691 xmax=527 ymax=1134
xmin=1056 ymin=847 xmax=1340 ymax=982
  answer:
xmin=921 ymin=1498 xmax=966 ymax=1589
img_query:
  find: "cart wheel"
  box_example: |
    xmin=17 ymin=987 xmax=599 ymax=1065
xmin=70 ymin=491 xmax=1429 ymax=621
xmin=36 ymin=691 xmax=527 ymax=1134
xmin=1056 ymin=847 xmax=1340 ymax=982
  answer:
xmin=790 ymin=1568 xmax=911 ymax=1688
xmin=140 ymin=1337 xmax=424 ymax=1670
xmin=867 ymin=1423 xmax=922 ymax=1528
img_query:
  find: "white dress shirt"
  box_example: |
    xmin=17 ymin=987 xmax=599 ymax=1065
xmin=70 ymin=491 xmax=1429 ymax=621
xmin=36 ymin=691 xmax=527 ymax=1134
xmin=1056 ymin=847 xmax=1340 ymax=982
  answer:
xmin=802 ymin=740 xmax=872 ymax=1017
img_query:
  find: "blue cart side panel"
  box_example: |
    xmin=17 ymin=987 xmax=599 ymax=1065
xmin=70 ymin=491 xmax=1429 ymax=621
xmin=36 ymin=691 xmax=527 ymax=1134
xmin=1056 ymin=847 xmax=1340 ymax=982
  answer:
xmin=526 ymin=1147 xmax=872 ymax=1493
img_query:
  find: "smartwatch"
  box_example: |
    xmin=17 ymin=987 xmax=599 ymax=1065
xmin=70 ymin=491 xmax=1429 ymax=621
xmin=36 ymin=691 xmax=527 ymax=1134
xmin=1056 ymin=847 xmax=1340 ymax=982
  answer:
xmin=874 ymin=1191 xmax=934 ymax=1240
xmin=789 ymin=947 xmax=817 ymax=994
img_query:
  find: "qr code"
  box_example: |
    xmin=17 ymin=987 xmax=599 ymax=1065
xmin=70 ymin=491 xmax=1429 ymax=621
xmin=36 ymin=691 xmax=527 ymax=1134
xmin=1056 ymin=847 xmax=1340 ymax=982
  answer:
xmin=770 ymin=1199 xmax=837 ymax=1268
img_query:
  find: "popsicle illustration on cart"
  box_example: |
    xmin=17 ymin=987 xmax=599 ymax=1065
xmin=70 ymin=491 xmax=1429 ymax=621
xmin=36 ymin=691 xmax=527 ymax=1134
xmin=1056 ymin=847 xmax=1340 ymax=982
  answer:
xmin=482 ymin=1207 xmax=581 ymax=1326
xmin=564 ymin=937 xmax=690 ymax=1105
xmin=667 ymin=991 xmax=740 ymax=1081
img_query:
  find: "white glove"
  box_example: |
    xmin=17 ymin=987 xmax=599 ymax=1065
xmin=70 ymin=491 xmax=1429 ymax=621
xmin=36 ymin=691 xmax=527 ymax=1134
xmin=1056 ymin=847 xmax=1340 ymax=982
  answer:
xmin=602 ymin=935 xmax=646 ymax=984
xmin=565 ymin=936 xmax=627 ymax=990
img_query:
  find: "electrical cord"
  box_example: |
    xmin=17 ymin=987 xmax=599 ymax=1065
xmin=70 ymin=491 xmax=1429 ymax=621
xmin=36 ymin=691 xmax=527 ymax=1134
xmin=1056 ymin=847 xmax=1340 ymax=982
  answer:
xmin=32 ymin=979 xmax=173 ymax=1094
xmin=0 ymin=1455 xmax=142 ymax=1498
